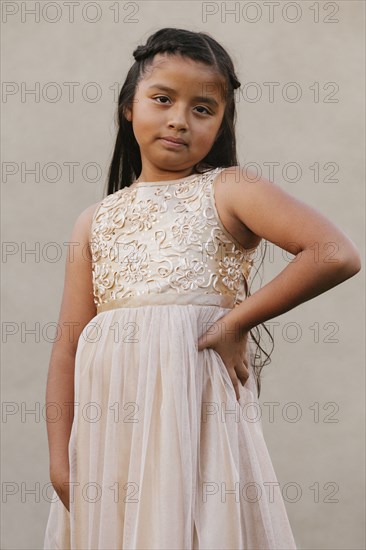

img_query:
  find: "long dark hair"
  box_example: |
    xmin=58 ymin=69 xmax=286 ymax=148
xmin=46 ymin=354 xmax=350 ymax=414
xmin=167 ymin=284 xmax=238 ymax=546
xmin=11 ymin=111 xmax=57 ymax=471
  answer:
xmin=105 ymin=27 xmax=241 ymax=195
xmin=104 ymin=27 xmax=273 ymax=398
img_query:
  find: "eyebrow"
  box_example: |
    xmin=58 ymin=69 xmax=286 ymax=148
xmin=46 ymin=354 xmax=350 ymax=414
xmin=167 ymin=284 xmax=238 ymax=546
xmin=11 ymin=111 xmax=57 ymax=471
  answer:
xmin=147 ymin=84 xmax=220 ymax=108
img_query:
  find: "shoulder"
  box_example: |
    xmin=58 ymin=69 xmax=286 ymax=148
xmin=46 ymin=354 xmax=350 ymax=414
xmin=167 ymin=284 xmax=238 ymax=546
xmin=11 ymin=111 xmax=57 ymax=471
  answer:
xmin=211 ymin=164 xmax=265 ymax=229
xmin=208 ymin=166 xmax=263 ymax=248
xmin=212 ymin=165 xmax=258 ymax=198
xmin=212 ymin=164 xmax=313 ymax=247
xmin=214 ymin=164 xmax=290 ymax=221
xmin=214 ymin=165 xmax=269 ymax=191
xmin=216 ymin=165 xmax=361 ymax=263
xmin=70 ymin=199 xmax=104 ymax=247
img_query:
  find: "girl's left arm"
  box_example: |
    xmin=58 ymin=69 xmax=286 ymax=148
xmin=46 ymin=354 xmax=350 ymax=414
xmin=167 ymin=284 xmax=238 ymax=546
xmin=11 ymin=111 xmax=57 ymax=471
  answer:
xmin=220 ymin=167 xmax=361 ymax=336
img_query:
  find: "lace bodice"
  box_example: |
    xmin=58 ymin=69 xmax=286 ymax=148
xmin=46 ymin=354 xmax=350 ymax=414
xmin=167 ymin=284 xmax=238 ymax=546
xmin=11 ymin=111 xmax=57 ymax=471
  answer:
xmin=90 ymin=167 xmax=258 ymax=312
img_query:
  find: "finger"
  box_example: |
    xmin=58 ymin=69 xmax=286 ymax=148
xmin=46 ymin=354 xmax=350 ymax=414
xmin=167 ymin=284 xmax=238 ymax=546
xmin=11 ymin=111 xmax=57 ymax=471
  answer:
xmin=233 ymin=381 xmax=240 ymax=401
xmin=240 ymin=361 xmax=249 ymax=374
xmin=242 ymin=362 xmax=250 ymax=379
xmin=242 ymin=351 xmax=250 ymax=368
xmin=229 ymin=372 xmax=241 ymax=401
xmin=235 ymin=364 xmax=249 ymax=386
xmin=225 ymin=363 xmax=242 ymax=401
xmin=198 ymin=338 xmax=211 ymax=352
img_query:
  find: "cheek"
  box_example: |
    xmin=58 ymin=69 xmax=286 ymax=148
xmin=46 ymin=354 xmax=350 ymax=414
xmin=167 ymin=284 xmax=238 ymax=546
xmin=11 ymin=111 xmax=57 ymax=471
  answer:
xmin=193 ymin=127 xmax=217 ymax=150
xmin=131 ymin=110 xmax=156 ymax=141
xmin=194 ymin=116 xmax=221 ymax=137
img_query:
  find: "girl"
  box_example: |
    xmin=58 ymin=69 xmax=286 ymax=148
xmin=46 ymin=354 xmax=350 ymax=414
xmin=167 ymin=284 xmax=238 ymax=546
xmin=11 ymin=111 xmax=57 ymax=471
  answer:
xmin=43 ymin=27 xmax=361 ymax=550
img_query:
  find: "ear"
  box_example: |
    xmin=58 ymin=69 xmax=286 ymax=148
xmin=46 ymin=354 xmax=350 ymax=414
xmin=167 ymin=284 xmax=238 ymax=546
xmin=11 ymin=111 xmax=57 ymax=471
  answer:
xmin=123 ymin=106 xmax=132 ymax=122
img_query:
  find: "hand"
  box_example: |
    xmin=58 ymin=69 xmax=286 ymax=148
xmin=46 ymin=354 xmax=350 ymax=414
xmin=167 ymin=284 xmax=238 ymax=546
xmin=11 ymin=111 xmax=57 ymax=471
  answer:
xmin=50 ymin=465 xmax=70 ymax=513
xmin=198 ymin=317 xmax=250 ymax=401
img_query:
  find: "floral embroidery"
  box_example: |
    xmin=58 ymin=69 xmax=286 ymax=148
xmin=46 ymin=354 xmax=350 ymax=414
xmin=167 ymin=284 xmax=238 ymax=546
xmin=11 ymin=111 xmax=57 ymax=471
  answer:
xmin=171 ymin=213 xmax=205 ymax=248
xmin=169 ymin=258 xmax=206 ymax=291
xmin=130 ymin=199 xmax=160 ymax=231
xmin=92 ymin=263 xmax=114 ymax=303
xmin=90 ymin=167 xmax=257 ymax=309
xmin=219 ymin=254 xmax=244 ymax=292
xmin=117 ymin=241 xmax=149 ymax=283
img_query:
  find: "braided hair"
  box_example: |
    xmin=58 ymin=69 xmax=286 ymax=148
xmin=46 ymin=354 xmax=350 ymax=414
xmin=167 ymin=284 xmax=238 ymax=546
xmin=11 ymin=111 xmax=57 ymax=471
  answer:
xmin=132 ymin=31 xmax=241 ymax=88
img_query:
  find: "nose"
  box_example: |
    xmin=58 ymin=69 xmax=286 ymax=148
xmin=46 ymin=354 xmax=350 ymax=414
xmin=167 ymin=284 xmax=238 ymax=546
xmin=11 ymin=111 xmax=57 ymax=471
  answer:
xmin=167 ymin=106 xmax=188 ymax=130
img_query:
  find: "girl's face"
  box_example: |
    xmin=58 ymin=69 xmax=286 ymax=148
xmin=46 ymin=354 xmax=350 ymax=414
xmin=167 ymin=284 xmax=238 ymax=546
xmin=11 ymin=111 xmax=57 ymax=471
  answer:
xmin=124 ymin=53 xmax=227 ymax=180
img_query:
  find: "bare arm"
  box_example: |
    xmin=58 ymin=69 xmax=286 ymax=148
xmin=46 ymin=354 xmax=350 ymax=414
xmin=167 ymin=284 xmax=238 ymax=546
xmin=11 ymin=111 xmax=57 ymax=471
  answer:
xmin=45 ymin=201 xmax=100 ymax=483
xmin=219 ymin=166 xmax=362 ymax=335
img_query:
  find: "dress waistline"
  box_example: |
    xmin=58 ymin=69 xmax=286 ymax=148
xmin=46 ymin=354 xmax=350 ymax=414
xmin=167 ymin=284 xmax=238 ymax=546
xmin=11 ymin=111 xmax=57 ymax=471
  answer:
xmin=96 ymin=293 xmax=235 ymax=313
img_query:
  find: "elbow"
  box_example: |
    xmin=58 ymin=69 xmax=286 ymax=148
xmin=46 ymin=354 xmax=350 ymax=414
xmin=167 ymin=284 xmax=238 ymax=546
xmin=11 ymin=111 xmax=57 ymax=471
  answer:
xmin=352 ymin=252 xmax=362 ymax=273
xmin=338 ymin=252 xmax=362 ymax=278
xmin=334 ymin=238 xmax=362 ymax=276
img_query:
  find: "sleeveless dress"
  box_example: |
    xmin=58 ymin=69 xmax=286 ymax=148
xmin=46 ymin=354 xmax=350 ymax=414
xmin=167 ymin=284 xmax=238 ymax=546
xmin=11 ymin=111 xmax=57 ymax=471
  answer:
xmin=43 ymin=166 xmax=297 ymax=549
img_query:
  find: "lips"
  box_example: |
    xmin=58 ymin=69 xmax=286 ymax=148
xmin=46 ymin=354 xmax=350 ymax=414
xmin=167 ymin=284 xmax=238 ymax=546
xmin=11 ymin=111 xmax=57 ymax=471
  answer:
xmin=160 ymin=136 xmax=187 ymax=145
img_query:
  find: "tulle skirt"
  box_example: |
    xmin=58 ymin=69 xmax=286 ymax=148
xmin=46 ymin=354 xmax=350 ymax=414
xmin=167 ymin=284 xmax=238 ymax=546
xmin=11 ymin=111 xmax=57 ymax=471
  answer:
xmin=44 ymin=303 xmax=297 ymax=549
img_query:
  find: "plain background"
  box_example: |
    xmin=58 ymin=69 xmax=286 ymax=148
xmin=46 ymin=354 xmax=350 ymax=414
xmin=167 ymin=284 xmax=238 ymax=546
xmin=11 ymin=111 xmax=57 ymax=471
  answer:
xmin=2 ymin=1 xmax=365 ymax=548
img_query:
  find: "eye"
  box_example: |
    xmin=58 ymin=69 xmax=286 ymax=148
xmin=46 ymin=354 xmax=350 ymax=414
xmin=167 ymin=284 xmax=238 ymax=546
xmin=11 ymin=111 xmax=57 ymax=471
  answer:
xmin=153 ymin=96 xmax=212 ymax=115
xmin=154 ymin=95 xmax=170 ymax=105
xmin=195 ymin=105 xmax=211 ymax=115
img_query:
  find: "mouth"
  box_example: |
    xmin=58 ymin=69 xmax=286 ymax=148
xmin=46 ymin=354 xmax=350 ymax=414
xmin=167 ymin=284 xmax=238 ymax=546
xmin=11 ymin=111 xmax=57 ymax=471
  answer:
xmin=159 ymin=137 xmax=187 ymax=147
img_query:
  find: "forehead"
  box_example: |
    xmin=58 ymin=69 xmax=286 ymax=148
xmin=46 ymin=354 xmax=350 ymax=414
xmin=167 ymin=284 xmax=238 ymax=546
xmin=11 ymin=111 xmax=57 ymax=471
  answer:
xmin=139 ymin=53 xmax=227 ymax=99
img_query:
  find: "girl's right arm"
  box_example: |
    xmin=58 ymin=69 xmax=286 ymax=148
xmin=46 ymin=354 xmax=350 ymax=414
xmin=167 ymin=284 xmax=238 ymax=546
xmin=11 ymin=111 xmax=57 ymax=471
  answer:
xmin=45 ymin=201 xmax=101 ymax=495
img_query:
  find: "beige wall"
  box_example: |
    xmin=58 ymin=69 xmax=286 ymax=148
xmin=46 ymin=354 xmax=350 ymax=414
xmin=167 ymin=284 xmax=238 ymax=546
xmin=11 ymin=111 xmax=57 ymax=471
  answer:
xmin=2 ymin=2 xmax=364 ymax=548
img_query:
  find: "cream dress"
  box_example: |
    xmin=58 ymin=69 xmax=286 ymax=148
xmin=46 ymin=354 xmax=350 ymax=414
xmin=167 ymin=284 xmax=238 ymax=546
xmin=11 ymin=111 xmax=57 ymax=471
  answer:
xmin=43 ymin=166 xmax=297 ymax=549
